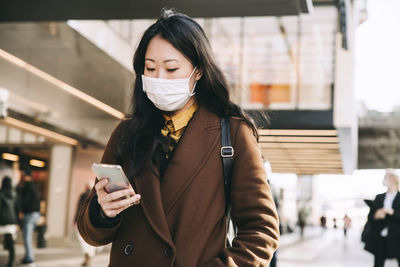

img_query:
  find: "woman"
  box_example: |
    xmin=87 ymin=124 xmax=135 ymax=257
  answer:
xmin=0 ymin=176 xmax=19 ymax=267
xmin=364 ymin=169 xmax=400 ymax=267
xmin=78 ymin=9 xmax=279 ymax=267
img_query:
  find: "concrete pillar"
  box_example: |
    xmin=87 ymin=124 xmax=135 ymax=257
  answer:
xmin=46 ymin=144 xmax=73 ymax=238
xmin=333 ymin=0 xmax=359 ymax=174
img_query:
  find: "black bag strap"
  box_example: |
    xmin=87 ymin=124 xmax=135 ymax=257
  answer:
xmin=220 ymin=117 xmax=234 ymax=217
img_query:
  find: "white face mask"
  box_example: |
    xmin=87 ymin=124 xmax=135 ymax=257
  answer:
xmin=142 ymin=67 xmax=197 ymax=112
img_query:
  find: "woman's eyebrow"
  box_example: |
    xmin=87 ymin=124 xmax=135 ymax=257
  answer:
xmin=164 ymin=59 xmax=179 ymax=63
xmin=145 ymin=58 xmax=179 ymax=63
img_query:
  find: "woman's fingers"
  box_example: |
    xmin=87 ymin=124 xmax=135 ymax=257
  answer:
xmin=94 ymin=177 xmax=141 ymax=218
xmin=95 ymin=178 xmax=109 ymax=197
xmin=102 ymin=194 xmax=141 ymax=211
xmin=105 ymin=188 xmax=135 ymax=202
xmin=101 ymin=194 xmax=141 ymax=218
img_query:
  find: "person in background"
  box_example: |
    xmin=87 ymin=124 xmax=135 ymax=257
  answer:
xmin=343 ymin=214 xmax=351 ymax=237
xmin=297 ymin=206 xmax=308 ymax=237
xmin=17 ymin=169 xmax=41 ymax=265
xmin=333 ymin=218 xmax=337 ymax=229
xmin=320 ymin=215 xmax=327 ymax=230
xmin=74 ymin=180 xmax=97 ymax=267
xmin=0 ymin=176 xmax=19 ymax=267
xmin=364 ymin=169 xmax=400 ymax=267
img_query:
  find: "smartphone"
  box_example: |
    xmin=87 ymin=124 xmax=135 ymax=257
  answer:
xmin=91 ymin=163 xmax=131 ymax=193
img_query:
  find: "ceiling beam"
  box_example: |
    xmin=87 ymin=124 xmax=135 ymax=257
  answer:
xmin=0 ymin=0 xmax=313 ymax=22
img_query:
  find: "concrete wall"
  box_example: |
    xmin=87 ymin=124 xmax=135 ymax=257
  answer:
xmin=66 ymin=147 xmax=103 ymax=238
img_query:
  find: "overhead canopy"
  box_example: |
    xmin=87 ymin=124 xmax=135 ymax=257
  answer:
xmin=0 ymin=0 xmax=314 ymax=22
xmin=260 ymin=129 xmax=343 ymax=174
xmin=0 ymin=22 xmax=131 ymax=146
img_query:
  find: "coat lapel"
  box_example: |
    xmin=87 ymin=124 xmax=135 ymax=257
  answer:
xmin=160 ymin=107 xmax=220 ymax=215
xmin=133 ymin=163 xmax=173 ymax=246
xmin=392 ymin=192 xmax=400 ymax=208
xmin=131 ymin=107 xmax=220 ymax=245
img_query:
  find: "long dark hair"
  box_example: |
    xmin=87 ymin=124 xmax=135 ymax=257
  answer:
xmin=121 ymin=9 xmax=258 ymax=176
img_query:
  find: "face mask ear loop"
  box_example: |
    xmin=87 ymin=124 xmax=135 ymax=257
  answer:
xmin=189 ymin=66 xmax=198 ymax=96
xmin=189 ymin=66 xmax=197 ymax=78
xmin=190 ymin=81 xmax=197 ymax=96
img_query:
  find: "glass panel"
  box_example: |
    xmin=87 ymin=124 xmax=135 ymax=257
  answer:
xmin=209 ymin=6 xmax=337 ymax=110
xmin=112 ymin=6 xmax=337 ymax=111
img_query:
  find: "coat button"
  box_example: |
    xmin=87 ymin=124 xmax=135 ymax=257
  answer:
xmin=124 ymin=243 xmax=134 ymax=256
xmin=164 ymin=247 xmax=173 ymax=258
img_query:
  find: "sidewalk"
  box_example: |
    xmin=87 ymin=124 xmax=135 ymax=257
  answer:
xmin=278 ymin=227 xmax=398 ymax=267
xmin=1 ymin=227 xmax=399 ymax=266
xmin=0 ymin=241 xmax=111 ymax=267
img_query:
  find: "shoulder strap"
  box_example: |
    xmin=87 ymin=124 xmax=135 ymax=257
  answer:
xmin=220 ymin=117 xmax=234 ymax=216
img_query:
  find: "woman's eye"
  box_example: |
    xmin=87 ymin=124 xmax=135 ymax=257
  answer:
xmin=146 ymin=67 xmax=155 ymax=72
xmin=167 ymin=68 xmax=178 ymax=72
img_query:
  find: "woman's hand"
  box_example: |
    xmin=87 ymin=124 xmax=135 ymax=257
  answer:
xmin=374 ymin=208 xmax=386 ymax=220
xmin=95 ymin=178 xmax=141 ymax=218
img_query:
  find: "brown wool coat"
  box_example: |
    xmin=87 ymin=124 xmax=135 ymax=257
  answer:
xmin=77 ymin=107 xmax=279 ymax=267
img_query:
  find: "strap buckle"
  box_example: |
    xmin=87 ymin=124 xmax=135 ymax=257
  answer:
xmin=221 ymin=146 xmax=234 ymax=158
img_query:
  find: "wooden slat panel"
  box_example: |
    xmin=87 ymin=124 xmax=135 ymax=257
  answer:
xmin=269 ymin=161 xmax=343 ymax=167
xmin=260 ymin=143 xmax=340 ymax=149
xmin=257 ymin=128 xmax=343 ymax=174
xmin=272 ymin=169 xmax=343 ymax=174
xmin=259 ymin=136 xmax=339 ymax=143
xmin=258 ymin=129 xmax=338 ymax=136
xmin=272 ymin=166 xmax=342 ymax=172
xmin=266 ymin=160 xmax=343 ymax=165
xmin=262 ymin=149 xmax=341 ymax=155
xmin=263 ymin=154 xmax=342 ymax=160
xmin=272 ymin=168 xmax=343 ymax=172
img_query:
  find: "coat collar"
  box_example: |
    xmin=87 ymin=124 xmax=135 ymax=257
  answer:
xmin=133 ymin=106 xmax=220 ymax=246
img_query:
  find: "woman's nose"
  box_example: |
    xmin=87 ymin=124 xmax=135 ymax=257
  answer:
xmin=155 ymin=70 xmax=167 ymax=79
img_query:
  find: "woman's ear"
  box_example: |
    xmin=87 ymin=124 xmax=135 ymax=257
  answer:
xmin=195 ymin=68 xmax=203 ymax=81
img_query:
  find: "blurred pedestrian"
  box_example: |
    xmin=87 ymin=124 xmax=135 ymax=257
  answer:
xmin=77 ymin=8 xmax=279 ymax=266
xmin=343 ymin=214 xmax=351 ymax=237
xmin=298 ymin=206 xmax=308 ymax=237
xmin=364 ymin=169 xmax=400 ymax=267
xmin=320 ymin=215 xmax=327 ymax=229
xmin=17 ymin=169 xmax=40 ymax=265
xmin=74 ymin=181 xmax=97 ymax=267
xmin=333 ymin=217 xmax=337 ymax=229
xmin=0 ymin=176 xmax=19 ymax=267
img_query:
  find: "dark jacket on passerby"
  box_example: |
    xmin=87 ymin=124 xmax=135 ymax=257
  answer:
xmin=0 ymin=178 xmax=19 ymax=225
xmin=364 ymin=192 xmax=400 ymax=258
xmin=17 ymin=181 xmax=40 ymax=214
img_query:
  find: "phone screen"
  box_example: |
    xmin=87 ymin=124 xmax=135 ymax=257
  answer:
xmin=91 ymin=163 xmax=130 ymax=193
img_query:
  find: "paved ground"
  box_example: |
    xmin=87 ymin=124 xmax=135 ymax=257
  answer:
xmin=0 ymin=228 xmax=398 ymax=266
xmin=278 ymin=228 xmax=398 ymax=267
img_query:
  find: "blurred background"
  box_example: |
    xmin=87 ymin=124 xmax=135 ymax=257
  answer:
xmin=0 ymin=0 xmax=400 ymax=266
